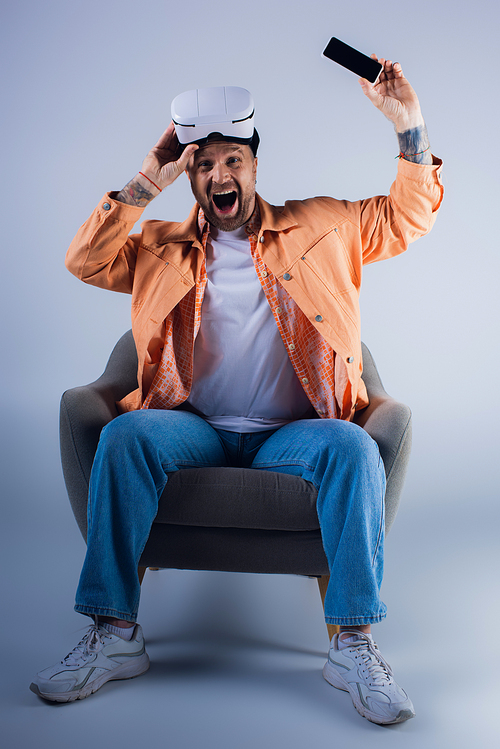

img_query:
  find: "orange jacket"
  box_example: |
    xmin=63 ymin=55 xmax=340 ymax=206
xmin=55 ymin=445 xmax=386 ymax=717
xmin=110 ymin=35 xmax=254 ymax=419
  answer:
xmin=66 ymin=156 xmax=443 ymax=419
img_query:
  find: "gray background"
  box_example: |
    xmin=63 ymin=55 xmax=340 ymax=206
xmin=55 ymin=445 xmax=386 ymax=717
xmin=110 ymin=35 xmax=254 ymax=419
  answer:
xmin=1 ymin=0 xmax=498 ymax=747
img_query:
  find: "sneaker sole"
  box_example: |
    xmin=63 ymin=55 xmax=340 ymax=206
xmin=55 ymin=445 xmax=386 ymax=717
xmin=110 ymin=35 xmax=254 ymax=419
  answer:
xmin=30 ymin=652 xmax=150 ymax=703
xmin=322 ymin=660 xmax=415 ymax=725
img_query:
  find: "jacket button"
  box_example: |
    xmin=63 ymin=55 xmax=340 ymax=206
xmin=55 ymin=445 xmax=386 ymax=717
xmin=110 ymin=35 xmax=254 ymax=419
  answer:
xmin=283 ymin=273 xmax=291 ymax=281
xmin=315 ymin=314 xmax=323 ymax=322
xmin=102 ymin=202 xmax=111 ymax=211
xmin=259 ymin=236 xmax=265 ymax=243
xmin=347 ymin=356 xmax=354 ymax=363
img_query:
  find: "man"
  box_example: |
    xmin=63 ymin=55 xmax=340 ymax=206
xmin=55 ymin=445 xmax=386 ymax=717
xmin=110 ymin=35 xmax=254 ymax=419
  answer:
xmin=31 ymin=59 xmax=443 ymax=724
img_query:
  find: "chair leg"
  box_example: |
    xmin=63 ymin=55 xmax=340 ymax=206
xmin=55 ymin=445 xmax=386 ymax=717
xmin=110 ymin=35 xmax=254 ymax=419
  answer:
xmin=138 ymin=566 xmax=161 ymax=584
xmin=317 ymin=575 xmax=339 ymax=641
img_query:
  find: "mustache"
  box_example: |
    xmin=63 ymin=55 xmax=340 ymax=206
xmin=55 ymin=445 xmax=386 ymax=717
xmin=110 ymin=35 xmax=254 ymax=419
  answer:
xmin=208 ymin=182 xmax=239 ymax=198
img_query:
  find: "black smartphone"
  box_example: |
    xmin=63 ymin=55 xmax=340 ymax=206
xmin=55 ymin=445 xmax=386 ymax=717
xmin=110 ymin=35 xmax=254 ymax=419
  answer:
xmin=323 ymin=37 xmax=383 ymax=84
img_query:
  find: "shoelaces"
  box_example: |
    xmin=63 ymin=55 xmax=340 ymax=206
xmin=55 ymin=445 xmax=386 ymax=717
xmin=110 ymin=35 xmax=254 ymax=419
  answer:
xmin=347 ymin=636 xmax=394 ymax=687
xmin=61 ymin=625 xmax=112 ymax=667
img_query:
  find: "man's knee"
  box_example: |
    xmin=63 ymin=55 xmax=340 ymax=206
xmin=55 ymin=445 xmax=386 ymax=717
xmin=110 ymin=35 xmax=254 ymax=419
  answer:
xmin=332 ymin=421 xmax=381 ymax=466
xmin=302 ymin=419 xmax=382 ymax=470
xmin=98 ymin=411 xmax=155 ymax=456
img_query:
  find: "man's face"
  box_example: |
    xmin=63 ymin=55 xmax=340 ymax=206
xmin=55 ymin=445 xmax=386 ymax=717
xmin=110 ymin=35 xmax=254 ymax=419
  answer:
xmin=186 ymin=142 xmax=258 ymax=231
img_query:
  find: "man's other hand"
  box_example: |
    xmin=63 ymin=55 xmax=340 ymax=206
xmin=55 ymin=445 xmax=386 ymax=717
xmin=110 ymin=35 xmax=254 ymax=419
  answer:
xmin=359 ymin=57 xmax=425 ymax=133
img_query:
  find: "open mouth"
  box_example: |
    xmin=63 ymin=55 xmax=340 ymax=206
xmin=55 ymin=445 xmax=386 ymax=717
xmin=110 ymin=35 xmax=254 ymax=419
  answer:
xmin=212 ymin=190 xmax=238 ymax=214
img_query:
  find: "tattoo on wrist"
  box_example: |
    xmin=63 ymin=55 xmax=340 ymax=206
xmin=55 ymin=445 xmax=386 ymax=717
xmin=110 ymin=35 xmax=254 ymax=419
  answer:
xmin=115 ymin=178 xmax=155 ymax=207
xmin=397 ymin=125 xmax=432 ymax=165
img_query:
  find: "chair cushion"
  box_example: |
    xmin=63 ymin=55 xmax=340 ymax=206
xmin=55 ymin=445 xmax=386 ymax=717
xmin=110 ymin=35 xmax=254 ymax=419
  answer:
xmin=141 ymin=524 xmax=329 ymax=575
xmin=155 ymin=467 xmax=320 ymax=531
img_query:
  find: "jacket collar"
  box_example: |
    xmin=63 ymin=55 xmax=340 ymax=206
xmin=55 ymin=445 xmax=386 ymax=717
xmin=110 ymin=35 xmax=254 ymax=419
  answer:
xmin=256 ymin=194 xmax=298 ymax=233
xmin=156 ymin=203 xmax=202 ymax=245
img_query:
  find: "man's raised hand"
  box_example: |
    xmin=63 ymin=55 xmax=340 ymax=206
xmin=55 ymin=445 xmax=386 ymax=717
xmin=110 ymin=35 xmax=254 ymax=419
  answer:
xmin=359 ymin=57 xmax=424 ymax=133
xmin=140 ymin=121 xmax=199 ymax=190
xmin=359 ymin=56 xmax=432 ymax=164
xmin=115 ymin=122 xmax=199 ymax=207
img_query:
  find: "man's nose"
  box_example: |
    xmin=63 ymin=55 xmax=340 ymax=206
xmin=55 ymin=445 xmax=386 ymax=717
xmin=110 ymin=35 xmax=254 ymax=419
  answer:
xmin=212 ymin=161 xmax=231 ymax=184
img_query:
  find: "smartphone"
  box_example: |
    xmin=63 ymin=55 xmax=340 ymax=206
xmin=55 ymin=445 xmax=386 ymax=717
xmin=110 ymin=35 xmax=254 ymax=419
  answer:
xmin=323 ymin=37 xmax=383 ymax=84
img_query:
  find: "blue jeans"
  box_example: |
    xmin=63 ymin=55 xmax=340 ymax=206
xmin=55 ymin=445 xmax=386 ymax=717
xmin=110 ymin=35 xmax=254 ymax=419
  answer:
xmin=75 ymin=410 xmax=387 ymax=627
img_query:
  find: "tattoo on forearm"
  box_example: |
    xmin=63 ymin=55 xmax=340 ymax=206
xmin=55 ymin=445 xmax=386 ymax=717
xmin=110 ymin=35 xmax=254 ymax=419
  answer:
xmin=397 ymin=125 xmax=432 ymax=165
xmin=115 ymin=178 xmax=155 ymax=207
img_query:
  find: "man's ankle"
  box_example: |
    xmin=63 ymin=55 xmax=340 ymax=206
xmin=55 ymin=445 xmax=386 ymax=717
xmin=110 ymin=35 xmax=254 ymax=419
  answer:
xmin=339 ymin=624 xmax=371 ymax=639
xmin=98 ymin=616 xmax=135 ymax=629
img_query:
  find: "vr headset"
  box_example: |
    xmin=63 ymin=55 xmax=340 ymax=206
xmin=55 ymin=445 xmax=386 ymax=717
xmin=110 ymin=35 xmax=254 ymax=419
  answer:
xmin=171 ymin=86 xmax=260 ymax=155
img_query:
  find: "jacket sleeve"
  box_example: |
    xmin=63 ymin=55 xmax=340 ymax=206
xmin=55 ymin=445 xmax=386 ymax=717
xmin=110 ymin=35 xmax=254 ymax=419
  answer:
xmin=65 ymin=193 xmax=146 ymax=294
xmin=359 ymin=156 xmax=444 ymax=265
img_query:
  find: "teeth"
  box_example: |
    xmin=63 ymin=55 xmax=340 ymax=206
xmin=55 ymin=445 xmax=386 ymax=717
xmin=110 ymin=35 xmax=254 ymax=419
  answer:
xmin=213 ymin=190 xmax=235 ymax=196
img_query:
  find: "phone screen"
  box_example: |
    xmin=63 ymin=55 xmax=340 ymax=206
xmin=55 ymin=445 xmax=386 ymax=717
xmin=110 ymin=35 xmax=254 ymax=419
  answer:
xmin=323 ymin=37 xmax=383 ymax=84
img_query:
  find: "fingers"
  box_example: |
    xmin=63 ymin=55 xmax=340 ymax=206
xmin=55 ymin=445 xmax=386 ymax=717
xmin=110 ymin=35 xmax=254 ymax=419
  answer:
xmin=153 ymin=121 xmax=177 ymax=150
xmin=176 ymin=143 xmax=199 ymax=172
xmin=390 ymin=61 xmax=404 ymax=78
xmin=359 ymin=76 xmax=379 ymax=103
xmin=393 ymin=62 xmax=404 ymax=79
xmin=370 ymin=55 xmax=405 ymax=83
xmin=153 ymin=122 xmax=200 ymax=169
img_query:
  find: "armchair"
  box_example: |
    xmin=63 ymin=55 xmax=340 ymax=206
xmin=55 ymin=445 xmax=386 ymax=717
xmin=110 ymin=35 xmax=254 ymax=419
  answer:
xmin=60 ymin=331 xmax=412 ymax=639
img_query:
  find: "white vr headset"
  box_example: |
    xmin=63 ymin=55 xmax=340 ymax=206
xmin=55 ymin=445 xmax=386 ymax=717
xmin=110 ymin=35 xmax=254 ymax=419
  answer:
xmin=171 ymin=86 xmax=259 ymax=154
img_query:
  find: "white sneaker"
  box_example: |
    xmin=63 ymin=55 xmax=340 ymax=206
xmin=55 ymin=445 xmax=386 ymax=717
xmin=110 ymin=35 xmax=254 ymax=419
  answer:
xmin=30 ymin=623 xmax=150 ymax=702
xmin=323 ymin=631 xmax=415 ymax=725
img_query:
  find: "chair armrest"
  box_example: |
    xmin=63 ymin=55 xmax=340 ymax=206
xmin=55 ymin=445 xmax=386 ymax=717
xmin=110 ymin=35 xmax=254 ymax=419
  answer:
xmin=355 ymin=343 xmax=412 ymax=532
xmin=354 ymin=396 xmax=412 ymax=533
xmin=60 ymin=330 xmax=139 ymax=539
xmin=60 ymin=382 xmax=121 ymax=539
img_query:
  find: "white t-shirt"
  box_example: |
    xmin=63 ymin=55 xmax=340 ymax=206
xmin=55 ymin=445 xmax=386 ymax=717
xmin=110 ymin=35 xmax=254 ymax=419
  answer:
xmin=187 ymin=225 xmax=313 ymax=432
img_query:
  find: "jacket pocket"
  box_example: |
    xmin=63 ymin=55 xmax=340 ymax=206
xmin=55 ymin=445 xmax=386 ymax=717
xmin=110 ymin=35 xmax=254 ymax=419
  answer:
xmin=298 ymin=229 xmax=357 ymax=295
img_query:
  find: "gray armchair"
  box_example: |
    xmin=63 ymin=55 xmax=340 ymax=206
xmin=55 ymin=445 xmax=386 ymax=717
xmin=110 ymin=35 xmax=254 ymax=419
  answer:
xmin=60 ymin=331 xmax=412 ymax=637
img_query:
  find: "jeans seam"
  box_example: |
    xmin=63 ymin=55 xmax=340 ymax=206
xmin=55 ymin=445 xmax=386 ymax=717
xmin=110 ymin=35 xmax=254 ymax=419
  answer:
xmin=371 ymin=512 xmax=384 ymax=567
xmin=161 ymin=459 xmax=226 ymax=471
xmin=371 ymin=458 xmax=386 ymax=567
xmin=252 ymin=460 xmax=316 ymax=472
xmin=324 ymin=613 xmax=387 ymax=625
xmin=74 ymin=604 xmax=138 ymax=622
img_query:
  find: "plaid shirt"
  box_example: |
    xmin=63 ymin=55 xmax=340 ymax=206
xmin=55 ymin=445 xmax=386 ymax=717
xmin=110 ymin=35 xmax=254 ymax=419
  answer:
xmin=142 ymin=204 xmax=340 ymax=419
